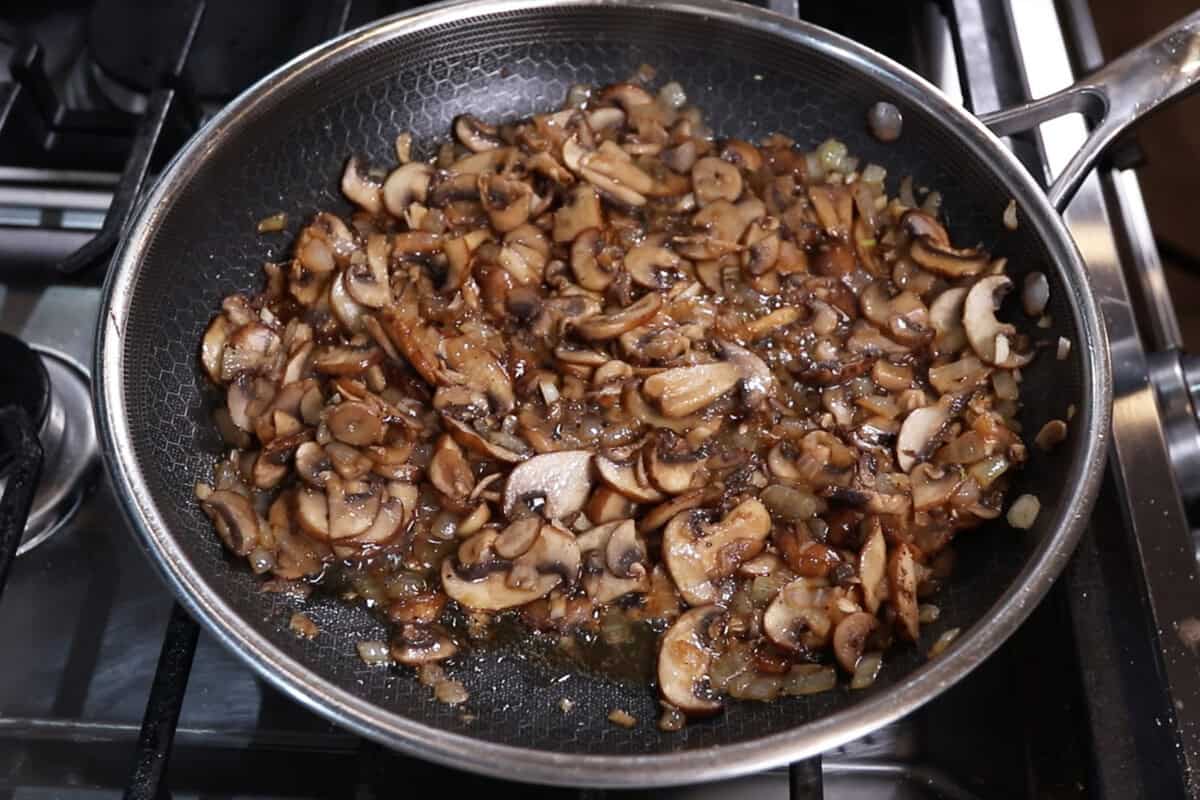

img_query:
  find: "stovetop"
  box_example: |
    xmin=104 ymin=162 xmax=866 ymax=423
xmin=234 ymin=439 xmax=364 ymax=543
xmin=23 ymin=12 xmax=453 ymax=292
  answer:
xmin=3 ymin=1 xmax=1200 ymax=798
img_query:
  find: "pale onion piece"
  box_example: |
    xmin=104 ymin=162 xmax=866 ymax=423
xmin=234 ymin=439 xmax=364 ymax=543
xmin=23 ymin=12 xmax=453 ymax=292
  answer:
xmin=1006 ymin=494 xmax=1041 ymax=529
xmin=928 ymin=627 xmax=962 ymax=659
xmin=657 ymin=606 xmax=726 ymax=715
xmin=1035 ymin=419 xmax=1068 ymax=451
xmin=782 ymin=664 xmax=837 ymax=696
xmin=356 ymin=640 xmax=393 ymax=665
xmin=1057 ymin=336 xmax=1071 ymax=360
xmin=1023 ymin=272 xmax=1049 ymax=317
xmin=256 ymin=212 xmax=288 ymax=233
xmin=849 ymin=650 xmax=883 ymax=689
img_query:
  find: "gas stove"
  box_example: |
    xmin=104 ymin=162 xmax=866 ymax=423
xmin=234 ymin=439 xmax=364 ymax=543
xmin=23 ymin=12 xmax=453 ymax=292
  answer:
xmin=2 ymin=1 xmax=1199 ymax=798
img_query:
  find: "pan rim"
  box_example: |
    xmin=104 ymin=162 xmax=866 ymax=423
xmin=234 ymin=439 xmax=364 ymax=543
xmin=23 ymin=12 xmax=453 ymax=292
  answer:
xmin=95 ymin=0 xmax=1112 ymax=787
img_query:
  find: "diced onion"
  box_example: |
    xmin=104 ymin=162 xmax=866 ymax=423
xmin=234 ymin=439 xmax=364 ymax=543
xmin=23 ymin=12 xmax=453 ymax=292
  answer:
xmin=1003 ymin=199 xmax=1018 ymax=231
xmin=918 ymin=603 xmax=941 ymax=624
xmin=929 ymin=627 xmax=961 ymax=658
xmin=256 ymin=212 xmax=287 ymax=233
xmin=1006 ymin=494 xmax=1041 ymax=529
xmin=356 ymin=640 xmax=392 ymax=665
xmin=861 ymin=163 xmax=887 ymax=185
xmin=850 ymin=651 xmax=883 ymax=690
xmin=783 ymin=665 xmax=837 ymax=696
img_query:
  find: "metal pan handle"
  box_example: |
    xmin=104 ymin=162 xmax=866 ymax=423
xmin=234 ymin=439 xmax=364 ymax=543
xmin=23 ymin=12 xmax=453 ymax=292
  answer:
xmin=980 ymin=11 xmax=1200 ymax=212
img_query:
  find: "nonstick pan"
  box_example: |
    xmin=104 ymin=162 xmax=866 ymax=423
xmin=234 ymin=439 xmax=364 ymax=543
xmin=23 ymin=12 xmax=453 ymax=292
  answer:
xmin=95 ymin=0 xmax=1199 ymax=787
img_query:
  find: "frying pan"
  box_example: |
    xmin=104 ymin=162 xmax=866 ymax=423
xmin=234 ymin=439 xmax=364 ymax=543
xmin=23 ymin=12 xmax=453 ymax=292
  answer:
xmin=94 ymin=0 xmax=1199 ymax=787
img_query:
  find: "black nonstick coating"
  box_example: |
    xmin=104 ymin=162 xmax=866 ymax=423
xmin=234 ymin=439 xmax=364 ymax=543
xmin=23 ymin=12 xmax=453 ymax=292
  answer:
xmin=110 ymin=0 xmax=1094 ymax=768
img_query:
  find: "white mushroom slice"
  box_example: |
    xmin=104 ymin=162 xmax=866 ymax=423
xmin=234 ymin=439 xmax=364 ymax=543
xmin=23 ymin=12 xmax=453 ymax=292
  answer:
xmin=578 ymin=520 xmax=650 ymax=602
xmin=719 ymin=341 xmax=775 ymax=409
xmin=391 ymin=624 xmax=458 ymax=665
xmin=327 ymin=477 xmax=381 ymax=541
xmin=441 ymin=524 xmax=580 ymax=610
xmin=570 ymin=228 xmax=618 ymax=291
xmin=327 ymin=401 xmax=383 ymax=446
xmin=330 ymin=271 xmax=367 ymax=333
xmin=691 ymin=157 xmax=743 ymax=206
xmin=220 ymin=323 xmax=282 ymax=382
xmin=928 ymin=287 xmax=969 ymax=355
xmin=200 ymin=315 xmax=231 ymax=384
xmin=455 ymin=114 xmax=502 ymax=152
xmin=888 ymin=543 xmax=920 ymax=642
xmin=833 ymin=612 xmax=880 ymax=673
xmin=382 ymin=162 xmax=433 ymax=218
xmin=763 ymin=577 xmax=835 ymax=652
xmin=642 ymin=362 xmax=740 ymax=418
xmin=644 ymin=436 xmax=704 ymax=495
xmin=428 ymin=434 xmax=475 ymax=503
xmin=595 ymin=455 xmax=665 ymax=504
xmin=963 ymin=275 xmax=1032 ymax=367
xmin=227 ymin=376 xmax=272 ymax=432
xmin=442 ymin=417 xmax=529 ymax=463
xmin=657 ymin=606 xmax=727 ymax=715
xmin=494 ymin=517 xmax=542 ymax=559
xmin=910 ymin=236 xmax=988 ymax=277
xmin=896 ymin=403 xmax=949 ymax=472
xmin=858 ymin=517 xmax=886 ymax=614
xmin=479 ymin=172 xmax=533 ymax=233
xmin=553 ymin=184 xmax=603 ymax=243
xmin=345 ymin=234 xmax=391 ymax=308
xmin=574 ymin=293 xmax=662 ymax=341
xmin=295 ymin=488 xmax=331 ymax=541
xmin=442 ymin=336 xmax=515 ymax=415
xmin=295 ymin=441 xmax=332 ymax=488
xmin=348 ymin=496 xmax=409 ymax=548
xmin=502 ymin=449 xmax=593 ymax=520
xmin=341 ymin=156 xmax=382 ymax=215
xmin=624 ymin=243 xmax=688 ymax=289
xmin=198 ymin=489 xmax=260 ymax=556
xmin=662 ymin=499 xmax=771 ymax=606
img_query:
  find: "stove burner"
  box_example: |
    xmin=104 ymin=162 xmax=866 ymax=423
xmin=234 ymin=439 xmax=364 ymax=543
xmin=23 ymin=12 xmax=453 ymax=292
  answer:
xmin=18 ymin=348 xmax=99 ymax=555
xmin=0 ymin=332 xmax=51 ymax=439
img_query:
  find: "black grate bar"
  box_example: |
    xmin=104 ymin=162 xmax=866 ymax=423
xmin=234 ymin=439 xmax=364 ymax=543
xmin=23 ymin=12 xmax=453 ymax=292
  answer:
xmin=123 ymin=603 xmax=200 ymax=800
xmin=0 ymin=406 xmax=43 ymax=603
xmin=789 ymin=755 xmax=823 ymax=800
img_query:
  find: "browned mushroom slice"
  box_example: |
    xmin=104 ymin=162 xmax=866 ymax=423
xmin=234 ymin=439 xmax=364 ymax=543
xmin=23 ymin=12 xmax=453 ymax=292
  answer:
xmin=295 ymin=487 xmax=331 ymax=541
xmin=929 ymin=286 xmax=969 ymax=355
xmin=662 ymin=498 xmax=771 ymax=605
xmin=267 ymin=492 xmax=328 ymax=579
xmin=441 ymin=524 xmax=581 ymax=610
xmin=859 ymin=517 xmax=886 ymax=614
xmin=341 ymin=156 xmax=383 ymax=215
xmin=763 ymin=577 xmax=836 ymax=651
xmin=963 ymin=275 xmax=1033 ymax=368
xmin=568 ymin=228 xmax=614 ymax=291
xmin=382 ymin=162 xmax=433 ymax=218
xmin=346 ymin=494 xmax=409 ymax=549
xmin=585 ymin=486 xmax=635 ymax=524
xmin=220 ymin=323 xmax=282 ymax=382
xmin=657 ymin=606 xmax=727 ymax=716
xmin=441 ymin=336 xmax=514 ymax=414
xmin=442 ymin=417 xmax=529 ymax=463
xmin=200 ymin=315 xmax=231 ymax=383
xmin=197 ymin=489 xmax=260 ymax=556
xmin=324 ymin=441 xmax=373 ymax=481
xmin=900 ymin=209 xmax=950 ymax=246
xmin=479 ymin=172 xmax=533 ymax=233
xmin=578 ymin=520 xmax=650 ymax=603
xmin=638 ymin=489 xmax=711 ymax=532
xmin=343 ymin=233 xmax=391 ymax=308
xmin=326 ymin=477 xmax=381 ymax=541
xmin=642 ymin=362 xmax=740 ymax=418
xmin=910 ymin=236 xmax=988 ymax=277
xmin=595 ymin=455 xmax=665 ymax=504
xmin=807 ymin=184 xmax=853 ymax=238
xmin=928 ymin=355 xmax=990 ymax=395
xmin=896 ymin=402 xmax=950 ymax=472
xmin=644 ymin=434 xmax=705 ymax=495
xmin=312 ymin=344 xmax=381 ymax=376
xmin=719 ymin=341 xmax=775 ymax=410
xmin=327 ymin=401 xmax=384 ymax=446
xmin=621 ymin=382 xmax=706 ymax=436
xmin=227 ymin=376 xmax=274 ymax=432
xmin=832 ymin=612 xmax=880 ymax=673
xmin=553 ymin=184 xmax=603 ymax=243
xmin=455 ymin=114 xmax=502 ymax=152
xmin=692 ymin=157 xmax=743 ymax=206
xmin=494 ymin=517 xmax=542 ymax=559
xmin=574 ymin=293 xmax=661 ymax=341
xmin=391 ymin=623 xmax=458 ymax=665
xmin=502 ymin=449 xmax=593 ymax=520
xmin=428 ymin=434 xmax=475 ymax=503
xmin=888 ymin=543 xmax=920 ymax=642
xmin=295 ymin=441 xmax=332 ymax=488
xmin=624 ymin=242 xmax=688 ymax=289
xmin=388 ymin=591 xmax=447 ymax=625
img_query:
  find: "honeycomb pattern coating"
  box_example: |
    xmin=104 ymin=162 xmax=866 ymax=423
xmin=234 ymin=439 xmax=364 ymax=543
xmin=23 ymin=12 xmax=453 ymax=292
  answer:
xmin=117 ymin=4 xmax=1087 ymax=759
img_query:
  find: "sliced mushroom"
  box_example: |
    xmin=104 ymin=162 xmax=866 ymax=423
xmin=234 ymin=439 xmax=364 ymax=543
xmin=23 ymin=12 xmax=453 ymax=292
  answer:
xmin=441 ymin=523 xmax=581 ymax=610
xmin=327 ymin=401 xmax=384 ymax=446
xmin=719 ymin=341 xmax=775 ymax=410
xmin=346 ymin=494 xmax=410 ymax=550
xmin=662 ymin=499 xmax=771 ymax=605
xmin=442 ymin=417 xmax=529 ymax=463
xmin=455 ymin=114 xmax=502 ymax=152
xmin=574 ymin=293 xmax=662 ymax=341
xmin=428 ymin=434 xmax=475 ymax=503
xmin=295 ymin=487 xmax=331 ymax=541
xmin=910 ymin=236 xmax=988 ymax=277
xmin=553 ymin=185 xmax=604 ymax=243
xmin=595 ymin=455 xmax=666 ymax=504
xmin=692 ymin=157 xmax=743 ymax=206
xmin=382 ymin=161 xmax=434 ymax=218
xmin=832 ymin=612 xmax=879 ymax=673
xmin=295 ymin=441 xmax=333 ymax=487
xmin=344 ymin=234 xmax=391 ymax=308
xmin=963 ymin=275 xmax=1032 ymax=367
xmin=479 ymin=172 xmax=533 ymax=233
xmin=586 ymin=485 xmax=636 ymax=524
xmin=200 ymin=315 xmax=231 ymax=384
xmin=341 ymin=156 xmax=383 ymax=215
xmin=858 ymin=517 xmax=886 ymax=614
xmin=928 ymin=355 xmax=990 ymax=395
xmin=642 ymin=362 xmax=740 ymax=418
xmin=624 ymin=243 xmax=688 ymax=289
xmin=896 ymin=403 xmax=949 ymax=472
xmin=391 ymin=624 xmax=458 ymax=665
xmin=570 ymin=228 xmax=617 ymax=291
xmin=888 ymin=543 xmax=920 ymax=642
xmin=502 ymin=449 xmax=593 ymax=520
xmin=220 ymin=323 xmax=282 ymax=382
xmin=198 ymin=489 xmax=260 ymax=556
xmin=929 ymin=286 xmax=969 ymax=355
xmin=441 ymin=336 xmax=514 ymax=415
xmin=763 ymin=577 xmax=836 ymax=652
xmin=494 ymin=517 xmax=542 ymax=559
xmin=657 ymin=606 xmax=727 ymax=715
xmin=644 ymin=434 xmax=705 ymax=495
xmin=578 ymin=520 xmax=650 ymax=602
xmin=326 ymin=477 xmax=381 ymax=541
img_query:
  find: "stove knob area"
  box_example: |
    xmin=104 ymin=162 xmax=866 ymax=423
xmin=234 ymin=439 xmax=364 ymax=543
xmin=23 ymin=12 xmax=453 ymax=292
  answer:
xmin=1148 ymin=349 xmax=1200 ymax=507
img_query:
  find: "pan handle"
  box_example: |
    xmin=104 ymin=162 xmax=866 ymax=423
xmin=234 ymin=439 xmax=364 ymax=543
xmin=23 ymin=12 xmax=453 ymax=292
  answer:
xmin=979 ymin=11 xmax=1200 ymax=212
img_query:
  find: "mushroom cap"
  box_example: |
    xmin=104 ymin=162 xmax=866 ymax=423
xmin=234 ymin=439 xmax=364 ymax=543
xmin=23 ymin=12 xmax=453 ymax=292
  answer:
xmin=963 ymin=275 xmax=1031 ymax=367
xmin=657 ymin=606 xmax=726 ymax=715
xmin=763 ymin=577 xmax=835 ymax=652
xmin=832 ymin=612 xmax=880 ymax=673
xmin=662 ymin=498 xmax=771 ymax=606
xmin=896 ymin=403 xmax=949 ymax=473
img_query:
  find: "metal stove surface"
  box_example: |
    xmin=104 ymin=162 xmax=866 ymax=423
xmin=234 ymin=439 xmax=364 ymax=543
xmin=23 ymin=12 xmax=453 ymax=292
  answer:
xmin=2 ymin=0 xmax=1196 ymax=797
